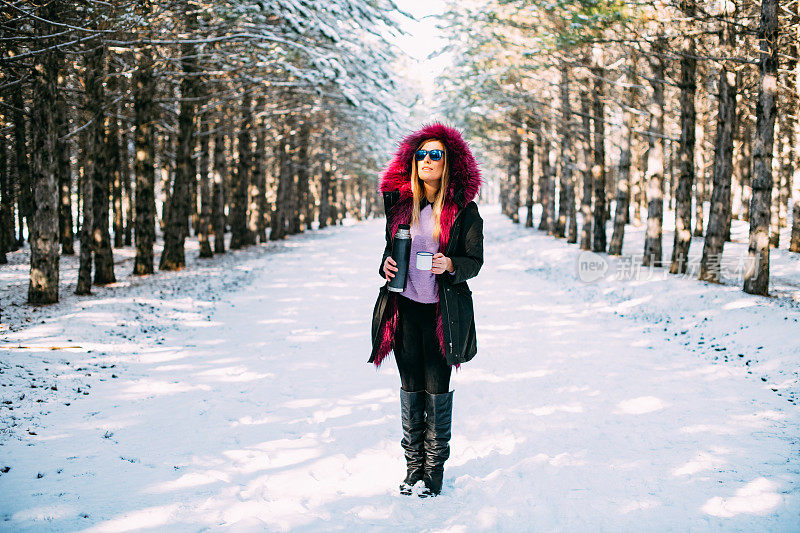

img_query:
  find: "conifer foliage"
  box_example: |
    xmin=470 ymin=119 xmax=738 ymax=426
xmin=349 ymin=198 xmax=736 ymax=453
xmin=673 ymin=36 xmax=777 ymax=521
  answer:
xmin=439 ymin=0 xmax=800 ymax=296
xmin=0 ymin=0 xmax=406 ymax=303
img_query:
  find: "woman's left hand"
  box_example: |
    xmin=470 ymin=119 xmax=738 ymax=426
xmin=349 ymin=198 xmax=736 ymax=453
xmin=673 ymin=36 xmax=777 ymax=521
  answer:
xmin=431 ymin=253 xmax=454 ymax=275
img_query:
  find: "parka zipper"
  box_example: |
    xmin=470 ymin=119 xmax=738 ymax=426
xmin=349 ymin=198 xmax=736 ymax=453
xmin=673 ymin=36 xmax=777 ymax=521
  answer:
xmin=441 ymin=207 xmax=466 ymax=358
xmin=443 ymin=284 xmax=453 ymax=356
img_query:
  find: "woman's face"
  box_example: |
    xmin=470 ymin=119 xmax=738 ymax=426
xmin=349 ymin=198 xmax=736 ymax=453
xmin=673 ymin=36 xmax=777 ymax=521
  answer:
xmin=416 ymin=139 xmax=445 ymax=187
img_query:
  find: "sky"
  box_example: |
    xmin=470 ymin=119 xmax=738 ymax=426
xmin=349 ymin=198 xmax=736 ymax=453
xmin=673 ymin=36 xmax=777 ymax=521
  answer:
xmin=388 ymin=0 xmax=453 ymax=111
xmin=391 ymin=0 xmax=449 ymax=63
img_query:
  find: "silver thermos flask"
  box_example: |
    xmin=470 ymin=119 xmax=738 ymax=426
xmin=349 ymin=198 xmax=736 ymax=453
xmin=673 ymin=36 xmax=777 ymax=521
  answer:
xmin=387 ymin=224 xmax=411 ymax=292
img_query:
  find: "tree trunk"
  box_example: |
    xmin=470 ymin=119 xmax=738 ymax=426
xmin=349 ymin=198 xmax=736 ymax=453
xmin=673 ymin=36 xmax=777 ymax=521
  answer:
xmin=287 ymin=121 xmax=308 ymax=234
xmin=667 ymin=140 xmax=675 ymax=211
xmin=694 ymin=102 xmax=708 ymax=237
xmin=537 ymin=126 xmax=551 ymax=232
xmin=160 ymin=7 xmax=198 ymax=270
xmin=270 ymin=120 xmax=292 ymax=240
xmin=111 ymin=100 xmax=124 ymax=249
xmin=76 ymin=118 xmax=94 ymax=295
xmin=579 ymin=89 xmax=593 ymax=250
xmin=157 ymin=133 xmax=172 ymax=233
xmin=93 ymin=50 xmax=116 ymax=286
xmin=700 ymin=64 xmax=737 ymax=282
xmin=556 ymin=64 xmax=573 ymax=239
xmin=198 ymin=112 xmax=213 ymax=258
xmin=190 ymin=132 xmax=199 ymax=239
xmin=76 ymin=128 xmax=85 ymax=239
xmin=212 ymin=113 xmax=227 ymax=253
xmin=736 ymin=107 xmax=753 ymax=223
xmin=12 ymin=78 xmax=30 ymax=246
xmin=547 ymin=148 xmax=557 ymax=235
xmin=643 ymin=46 xmax=666 ymax=268
xmin=670 ymin=1 xmax=697 ymax=274
xmin=787 ymin=0 xmax=799 ymax=253
xmin=0 ymin=129 xmax=8 ymax=264
xmin=319 ymin=135 xmax=332 ymax=230
xmin=354 ymin=177 xmax=364 ymax=221
xmin=631 ymin=135 xmax=646 ymax=226
xmin=246 ymin=102 xmax=265 ymax=245
xmin=774 ymin=12 xmax=796 ymax=249
xmin=723 ymin=75 xmax=743 ymax=244
xmin=122 ymin=114 xmax=133 ymax=247
xmin=28 ymin=6 xmax=61 ymax=304
xmin=289 ymin=122 xmax=304 ymax=231
xmin=297 ymin=122 xmax=312 ymax=231
xmin=230 ymin=102 xmax=252 ymax=249
xmin=777 ymin=133 xmax=791 ymax=236
xmin=329 ymin=149 xmax=341 ymax=226
xmin=289 ymin=122 xmax=307 ymax=233
xmin=1 ymin=120 xmax=16 ymax=256
xmin=790 ymin=202 xmax=800 ymax=252
xmin=55 ymin=66 xmax=74 ymax=256
xmin=744 ymin=0 xmax=779 ymax=295
xmin=769 ymin=144 xmax=782 ymax=247
xmin=76 ymin=41 xmax=106 ymax=294
xmin=525 ymin=129 xmax=535 ymax=228
xmin=287 ymin=158 xmax=300 ymax=232
xmin=609 ymin=62 xmax=638 ymax=255
xmin=509 ymin=111 xmax=522 ymax=224
xmin=133 ymin=16 xmax=156 ymax=276
xmin=114 ymin=121 xmax=128 ymax=249
xmin=591 ymin=47 xmax=607 ymax=252
xmin=256 ymin=103 xmax=269 ymax=241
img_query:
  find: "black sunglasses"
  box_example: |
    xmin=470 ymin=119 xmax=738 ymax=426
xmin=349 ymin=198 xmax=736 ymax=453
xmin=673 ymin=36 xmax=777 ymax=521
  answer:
xmin=414 ymin=149 xmax=444 ymax=162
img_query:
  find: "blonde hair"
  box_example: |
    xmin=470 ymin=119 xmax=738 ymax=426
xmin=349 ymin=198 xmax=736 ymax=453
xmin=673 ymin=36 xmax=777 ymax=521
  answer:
xmin=409 ymin=139 xmax=449 ymax=242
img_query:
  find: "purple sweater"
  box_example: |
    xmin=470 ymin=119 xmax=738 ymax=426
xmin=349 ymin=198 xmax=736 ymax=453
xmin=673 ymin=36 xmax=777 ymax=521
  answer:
xmin=401 ymin=203 xmax=455 ymax=303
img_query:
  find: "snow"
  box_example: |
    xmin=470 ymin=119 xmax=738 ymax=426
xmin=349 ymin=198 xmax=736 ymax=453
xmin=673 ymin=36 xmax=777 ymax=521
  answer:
xmin=1 ymin=204 xmax=799 ymax=531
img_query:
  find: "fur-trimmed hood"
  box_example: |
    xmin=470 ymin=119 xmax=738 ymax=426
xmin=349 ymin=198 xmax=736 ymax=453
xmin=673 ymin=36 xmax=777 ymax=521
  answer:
xmin=377 ymin=122 xmax=483 ymax=254
xmin=379 ymin=122 xmax=483 ymax=208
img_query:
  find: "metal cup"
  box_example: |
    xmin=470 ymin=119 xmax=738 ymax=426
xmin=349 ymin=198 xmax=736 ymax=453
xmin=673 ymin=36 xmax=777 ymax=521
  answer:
xmin=416 ymin=251 xmax=433 ymax=270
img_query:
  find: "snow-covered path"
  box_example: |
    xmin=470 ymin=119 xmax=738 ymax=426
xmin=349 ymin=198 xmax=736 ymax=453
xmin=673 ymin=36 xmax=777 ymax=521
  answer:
xmin=1 ymin=204 xmax=799 ymax=532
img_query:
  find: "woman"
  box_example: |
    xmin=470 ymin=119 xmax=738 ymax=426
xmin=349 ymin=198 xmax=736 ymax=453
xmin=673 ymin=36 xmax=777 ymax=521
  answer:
xmin=369 ymin=122 xmax=484 ymax=497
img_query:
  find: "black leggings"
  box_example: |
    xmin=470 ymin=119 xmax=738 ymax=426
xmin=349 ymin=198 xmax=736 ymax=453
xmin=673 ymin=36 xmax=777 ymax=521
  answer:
xmin=394 ymin=295 xmax=452 ymax=394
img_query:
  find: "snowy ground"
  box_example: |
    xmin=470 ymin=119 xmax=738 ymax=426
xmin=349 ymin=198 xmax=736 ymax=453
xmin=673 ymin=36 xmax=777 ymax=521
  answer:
xmin=1 ymin=204 xmax=799 ymax=532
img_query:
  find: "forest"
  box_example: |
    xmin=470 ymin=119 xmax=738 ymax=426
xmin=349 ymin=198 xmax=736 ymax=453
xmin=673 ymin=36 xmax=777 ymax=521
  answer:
xmin=1 ymin=0 xmax=798 ymax=307
xmin=0 ymin=0 xmax=407 ymax=307
xmin=438 ymin=0 xmax=799 ymax=296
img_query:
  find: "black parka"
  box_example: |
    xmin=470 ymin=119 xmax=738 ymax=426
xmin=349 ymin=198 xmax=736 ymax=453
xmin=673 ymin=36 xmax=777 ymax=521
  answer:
xmin=370 ymin=187 xmax=484 ymax=366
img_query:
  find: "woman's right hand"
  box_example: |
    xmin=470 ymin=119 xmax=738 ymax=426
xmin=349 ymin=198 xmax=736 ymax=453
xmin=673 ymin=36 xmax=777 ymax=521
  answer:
xmin=383 ymin=256 xmax=397 ymax=281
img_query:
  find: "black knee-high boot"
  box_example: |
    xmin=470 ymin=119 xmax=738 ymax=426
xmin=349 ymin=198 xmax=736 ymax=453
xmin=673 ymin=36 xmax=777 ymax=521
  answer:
xmin=420 ymin=389 xmax=453 ymax=497
xmin=399 ymin=388 xmax=426 ymax=495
